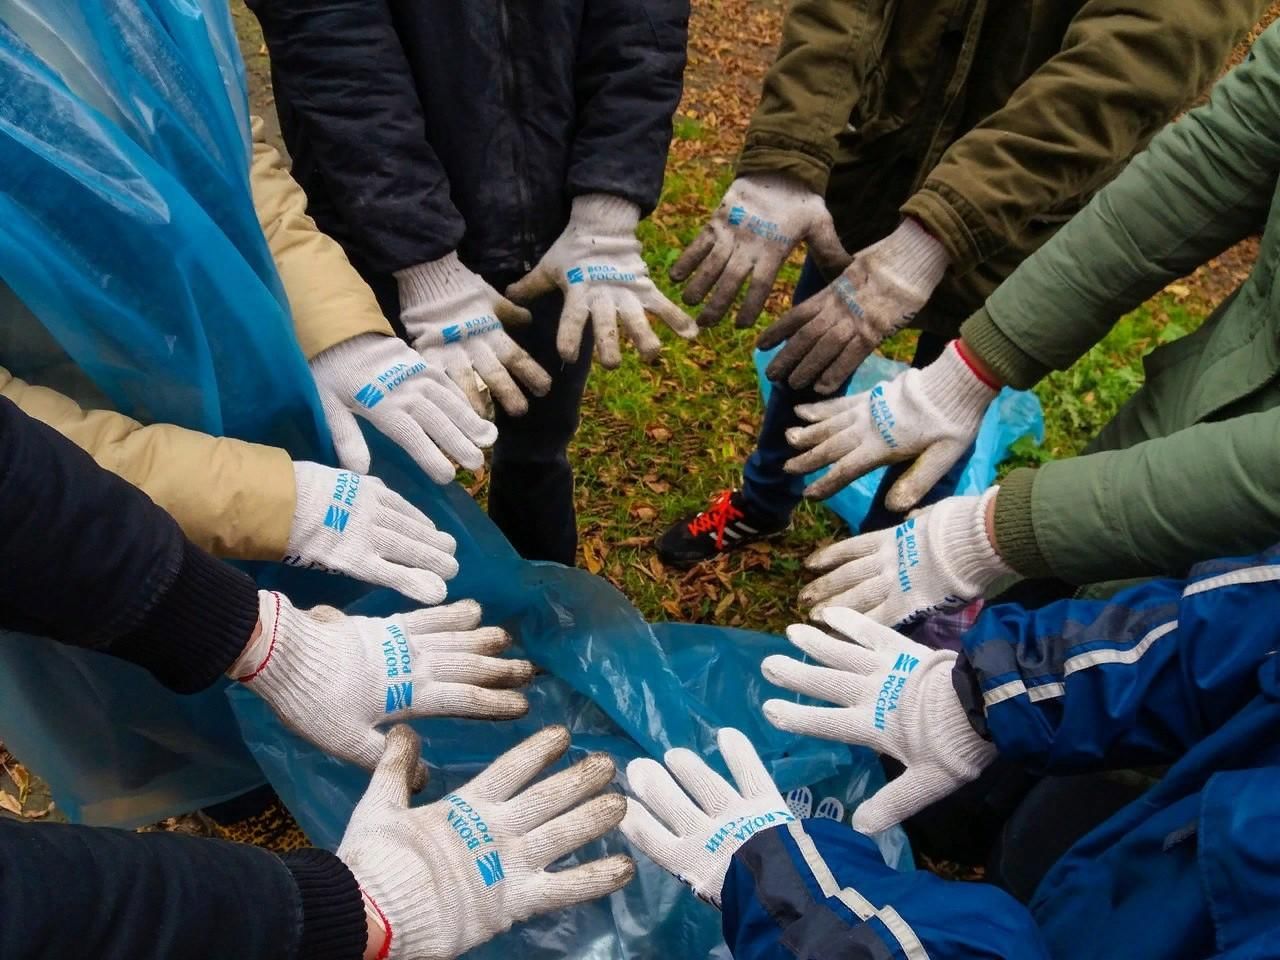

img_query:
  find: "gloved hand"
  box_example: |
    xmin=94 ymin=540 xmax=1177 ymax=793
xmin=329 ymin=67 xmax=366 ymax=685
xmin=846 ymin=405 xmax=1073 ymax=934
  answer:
xmin=671 ymin=174 xmax=848 ymax=328
xmin=397 ymin=253 xmax=552 ymax=417
xmin=310 ymin=334 xmax=498 ymax=484
xmin=339 ymin=725 xmax=634 ymax=960
xmin=762 ymin=607 xmax=996 ymax=834
xmin=620 ymin=727 xmax=795 ymax=908
xmin=232 ymin=595 xmax=533 ymax=785
xmin=757 ymin=220 xmax=950 ymax=394
xmin=800 ymin=489 xmax=1010 ymax=627
xmin=285 ymin=461 xmax=459 ymax=605
xmin=784 ymin=340 xmax=998 ymax=503
xmin=506 ymin=194 xmax=698 ymax=368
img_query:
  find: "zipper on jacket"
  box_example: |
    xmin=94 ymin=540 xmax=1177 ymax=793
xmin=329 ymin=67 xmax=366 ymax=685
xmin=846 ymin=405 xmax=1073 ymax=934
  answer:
xmin=497 ymin=0 xmax=536 ymax=272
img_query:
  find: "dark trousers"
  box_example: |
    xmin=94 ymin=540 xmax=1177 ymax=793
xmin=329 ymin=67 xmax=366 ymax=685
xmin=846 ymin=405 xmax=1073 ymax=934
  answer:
xmin=740 ymin=258 xmax=970 ymax=533
xmin=376 ymin=273 xmax=592 ymax=566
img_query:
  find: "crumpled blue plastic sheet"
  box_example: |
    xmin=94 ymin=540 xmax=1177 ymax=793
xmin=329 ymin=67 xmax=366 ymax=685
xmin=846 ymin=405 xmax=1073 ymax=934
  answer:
xmin=0 ymin=2 xmax=910 ymax=956
xmin=754 ymin=346 xmax=1045 ymax=531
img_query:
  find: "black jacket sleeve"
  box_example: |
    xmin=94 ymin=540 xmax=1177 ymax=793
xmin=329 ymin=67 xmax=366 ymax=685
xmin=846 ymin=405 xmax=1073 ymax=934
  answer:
xmin=247 ymin=0 xmax=464 ymax=273
xmin=568 ymin=0 xmax=689 ymax=214
xmin=0 ymin=397 xmax=257 ymax=693
xmin=0 ymin=818 xmax=365 ymax=960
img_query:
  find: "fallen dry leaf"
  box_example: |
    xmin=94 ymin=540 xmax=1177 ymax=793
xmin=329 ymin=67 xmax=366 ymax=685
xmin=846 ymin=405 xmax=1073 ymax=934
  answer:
xmin=631 ymin=504 xmax=658 ymax=522
xmin=0 ymin=791 xmax=21 ymax=816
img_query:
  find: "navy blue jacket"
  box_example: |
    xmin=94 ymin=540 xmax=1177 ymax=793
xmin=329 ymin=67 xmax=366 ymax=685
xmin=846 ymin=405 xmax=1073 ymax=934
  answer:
xmin=0 ymin=397 xmax=366 ymax=959
xmin=722 ymin=548 xmax=1280 ymax=959
xmin=247 ymin=0 xmax=689 ymax=285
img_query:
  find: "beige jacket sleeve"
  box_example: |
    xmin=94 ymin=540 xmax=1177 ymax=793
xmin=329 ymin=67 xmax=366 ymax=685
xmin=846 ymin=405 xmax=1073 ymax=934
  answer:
xmin=0 ymin=365 xmax=295 ymax=561
xmin=250 ymin=116 xmax=394 ymax=359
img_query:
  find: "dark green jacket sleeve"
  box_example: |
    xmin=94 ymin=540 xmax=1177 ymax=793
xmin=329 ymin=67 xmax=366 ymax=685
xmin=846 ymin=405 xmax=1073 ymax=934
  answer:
xmin=735 ymin=0 xmax=891 ymax=194
xmin=963 ymin=22 xmax=1280 ymax=390
xmin=906 ymin=0 xmax=1262 ymax=273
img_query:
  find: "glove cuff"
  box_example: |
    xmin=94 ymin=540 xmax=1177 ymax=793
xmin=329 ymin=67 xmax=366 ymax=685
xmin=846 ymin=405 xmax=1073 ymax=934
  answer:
xmin=876 ymin=219 xmax=950 ymax=295
xmin=569 ymin=193 xmax=641 ymax=234
xmin=395 ymin=252 xmax=473 ymax=308
xmin=936 ymin=488 xmax=1012 ymax=596
xmin=921 ymin=341 xmax=999 ymax=420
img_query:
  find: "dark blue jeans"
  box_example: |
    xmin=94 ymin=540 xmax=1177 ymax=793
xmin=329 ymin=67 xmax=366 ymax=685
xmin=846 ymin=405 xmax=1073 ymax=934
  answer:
xmin=740 ymin=258 xmax=969 ymax=533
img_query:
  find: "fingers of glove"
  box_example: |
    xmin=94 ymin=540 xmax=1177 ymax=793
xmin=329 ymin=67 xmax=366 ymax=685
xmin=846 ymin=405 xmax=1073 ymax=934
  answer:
xmin=784 ymin=405 xmax=859 ymax=450
xmin=735 ymin=257 xmax=784 ymax=329
xmin=353 ymin=724 xmax=422 ymax=814
xmin=415 ymin=378 xmax=498 ymax=456
xmin=620 ymin=797 xmax=683 ymax=868
xmin=536 ymin=854 xmax=636 ymax=916
xmin=787 ymin=324 xmax=848 ymax=391
xmin=664 ymin=747 xmax=740 ymax=816
xmin=641 ymin=286 xmax=699 ymax=341
xmin=670 ymin=223 xmax=717 ymax=283
xmin=415 ymin=627 xmax=513 ymax=658
xmin=785 ymin=432 xmax=862 ymax=482
xmin=505 ymin=263 xmax=556 ymax=304
xmin=802 ymin=444 xmax=902 ymax=500
xmin=401 ymin=681 xmax=529 ymax=721
xmin=618 ymin=294 xmax=662 ymax=362
xmin=755 ymin=295 xmax=822 ymax=352
xmin=760 ymin=655 xmax=855 ymax=707
xmin=364 ymin=557 xmax=450 ymax=606
xmin=525 ymin=793 xmax=628 ymax=870
xmin=805 ymin=534 xmax=880 ymax=572
xmin=717 ymin=728 xmax=777 ymax=800
xmin=463 ymin=725 xmax=571 ymax=803
xmin=370 ymin=525 xmax=459 ymax=580
xmin=445 ymin=363 xmax=489 ymax=418
xmin=851 ymin=765 xmax=960 ymax=835
xmin=321 ymin=390 xmax=372 ymax=474
xmin=590 ymin=293 xmax=623 ymax=369
xmin=491 ymin=336 xmax=553 ymax=398
xmin=424 ymin=652 xmax=535 ymax=689
xmin=469 ymin=339 xmax=532 ymax=417
xmin=402 ymin=599 xmax=482 ymax=635
xmin=799 ymin=559 xmax=887 ymax=612
xmin=681 ymin=233 xmax=736 ymax=311
xmin=382 ymin=412 xmax=458 ymax=485
xmin=556 ymin=293 xmax=593 ymax=365
xmin=761 ymin=699 xmax=858 ymax=747
xmin=885 ymin=441 xmax=967 ymax=514
xmin=805 ymin=212 xmax=852 ymax=274
xmin=783 ymin=622 xmax=880 ymax=674
xmin=509 ymin=752 xmax=617 ymax=833
xmin=699 ymin=249 xmax=754 ymax=327
xmin=794 ymin=395 xmax=861 ymax=425
xmin=494 ymin=294 xmax=534 ymax=328
xmin=625 ymin=758 xmax=708 ymax=835
xmin=814 ymin=335 xmax=877 ymax=396
xmin=816 ymin=606 xmax=918 ymax=656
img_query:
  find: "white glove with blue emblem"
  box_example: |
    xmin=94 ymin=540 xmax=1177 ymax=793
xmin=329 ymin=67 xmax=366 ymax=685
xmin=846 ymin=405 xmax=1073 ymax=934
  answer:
xmin=800 ymin=489 xmax=1011 ymax=627
xmin=286 ymin=461 xmax=459 ymax=605
xmin=397 ymin=254 xmax=552 ymax=418
xmin=762 ymin=607 xmax=996 ymax=834
xmin=231 ymin=595 xmax=534 ymax=788
xmin=338 ymin=725 xmax=635 ymax=960
xmin=310 ymin=333 xmax=497 ymax=484
xmin=620 ymin=727 xmax=795 ymax=908
xmin=506 ymin=194 xmax=699 ymax=368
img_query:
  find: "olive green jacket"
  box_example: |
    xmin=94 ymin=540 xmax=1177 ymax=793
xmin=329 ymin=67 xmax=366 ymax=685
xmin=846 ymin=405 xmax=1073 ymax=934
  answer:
xmin=958 ymin=22 xmax=1280 ymax=585
xmin=738 ymin=0 xmax=1262 ymax=331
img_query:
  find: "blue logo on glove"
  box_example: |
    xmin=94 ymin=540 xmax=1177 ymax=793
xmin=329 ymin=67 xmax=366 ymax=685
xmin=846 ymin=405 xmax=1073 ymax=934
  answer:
xmin=442 ymin=324 xmax=463 ymax=344
xmin=353 ymin=383 xmax=385 ymax=409
xmin=323 ymin=505 xmax=350 ymax=532
xmin=874 ymin=652 xmax=920 ymax=730
xmin=476 ymin=851 xmax=506 ymax=887
xmin=894 ymin=518 xmax=921 ymax=592
xmin=727 ymin=205 xmax=746 ymax=226
xmin=869 ymin=384 xmax=898 ymax=448
xmin=566 ymin=266 xmax=585 ymax=284
xmin=382 ymin=623 xmax=413 ymax=713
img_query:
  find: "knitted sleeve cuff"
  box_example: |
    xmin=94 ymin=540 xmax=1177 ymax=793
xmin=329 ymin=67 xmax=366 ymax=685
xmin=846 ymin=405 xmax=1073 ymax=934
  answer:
xmin=959 ymin=309 xmax=1051 ymax=392
xmin=569 ymin=193 xmax=642 ymax=232
xmin=279 ymin=849 xmax=368 ymax=960
xmin=992 ymin=468 xmax=1055 ymax=580
xmin=394 ymin=252 xmax=468 ymax=306
xmin=107 ymin=538 xmax=259 ymax=694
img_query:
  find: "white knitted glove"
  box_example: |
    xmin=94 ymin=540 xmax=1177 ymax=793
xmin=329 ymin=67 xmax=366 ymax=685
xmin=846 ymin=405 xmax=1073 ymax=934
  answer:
xmin=801 ymin=489 xmax=1011 ymax=628
xmin=310 ymin=334 xmax=497 ymax=484
xmin=397 ymin=253 xmax=552 ymax=417
xmin=785 ymin=340 xmax=998 ymax=504
xmin=506 ymin=194 xmax=698 ymax=368
xmin=672 ymin=174 xmax=849 ymax=328
xmin=758 ymin=220 xmax=951 ymax=394
xmin=762 ymin=607 xmax=996 ymax=833
xmin=339 ymin=725 xmax=634 ymax=960
xmin=231 ymin=594 xmax=533 ymax=784
xmin=285 ymin=461 xmax=458 ymax=605
xmin=620 ymin=727 xmax=795 ymax=908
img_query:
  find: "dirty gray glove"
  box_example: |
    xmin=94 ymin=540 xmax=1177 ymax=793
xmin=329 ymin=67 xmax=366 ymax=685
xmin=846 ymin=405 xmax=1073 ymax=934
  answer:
xmin=784 ymin=340 xmax=998 ymax=504
xmin=342 ymin=725 xmax=634 ymax=960
xmin=758 ymin=220 xmax=950 ymax=393
xmin=506 ymin=194 xmax=698 ymax=368
xmin=671 ymin=174 xmax=848 ymax=328
xmin=398 ymin=253 xmax=552 ymax=417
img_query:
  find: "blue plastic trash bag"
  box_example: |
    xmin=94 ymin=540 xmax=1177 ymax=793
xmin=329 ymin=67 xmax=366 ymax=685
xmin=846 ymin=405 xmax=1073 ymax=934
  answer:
xmin=754 ymin=346 xmax=1044 ymax=531
xmin=0 ymin=2 xmax=911 ymax=956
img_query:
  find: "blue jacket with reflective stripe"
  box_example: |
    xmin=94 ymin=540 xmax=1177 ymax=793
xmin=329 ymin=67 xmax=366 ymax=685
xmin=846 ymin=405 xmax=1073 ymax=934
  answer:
xmin=722 ymin=548 xmax=1280 ymax=959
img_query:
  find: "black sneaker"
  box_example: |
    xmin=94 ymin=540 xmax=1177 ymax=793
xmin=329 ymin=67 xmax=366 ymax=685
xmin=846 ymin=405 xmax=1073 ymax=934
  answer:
xmin=656 ymin=489 xmax=789 ymax=569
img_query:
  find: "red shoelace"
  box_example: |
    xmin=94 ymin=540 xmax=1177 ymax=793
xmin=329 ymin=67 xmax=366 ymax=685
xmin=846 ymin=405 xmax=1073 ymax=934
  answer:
xmin=687 ymin=489 xmax=745 ymax=550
